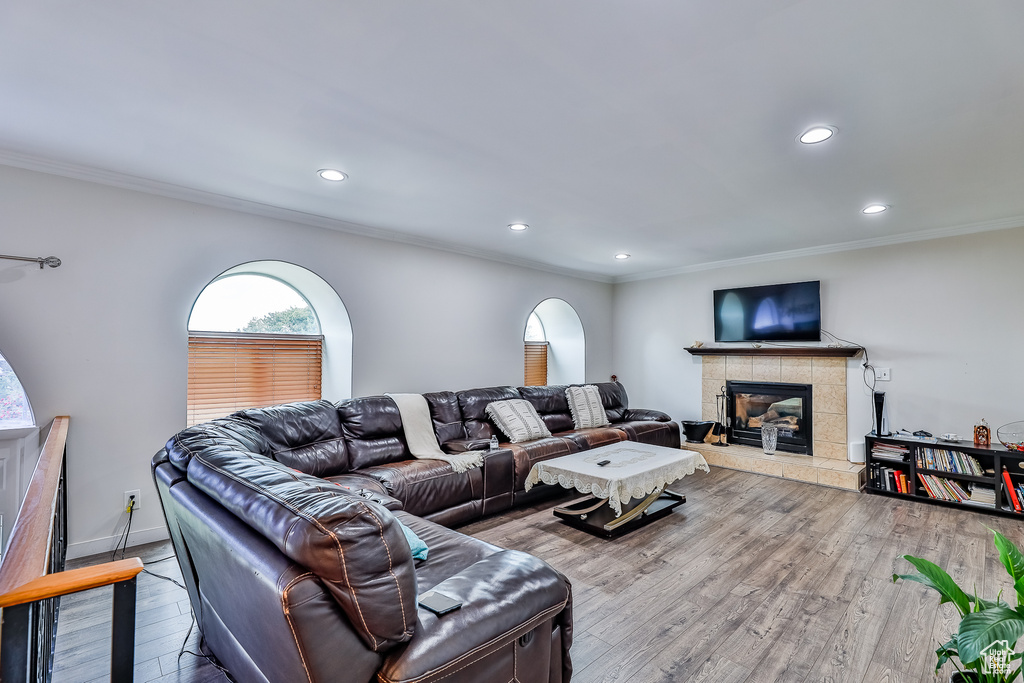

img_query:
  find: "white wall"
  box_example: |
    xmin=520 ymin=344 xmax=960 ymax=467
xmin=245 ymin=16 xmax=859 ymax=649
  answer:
xmin=0 ymin=164 xmax=613 ymax=557
xmin=612 ymin=226 xmax=1024 ymax=458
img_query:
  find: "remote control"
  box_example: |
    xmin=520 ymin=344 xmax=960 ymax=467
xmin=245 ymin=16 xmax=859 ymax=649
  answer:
xmin=596 ymin=459 xmax=611 ymax=466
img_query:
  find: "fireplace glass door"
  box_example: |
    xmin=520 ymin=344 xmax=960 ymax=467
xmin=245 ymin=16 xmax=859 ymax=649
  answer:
xmin=726 ymin=381 xmax=813 ymax=454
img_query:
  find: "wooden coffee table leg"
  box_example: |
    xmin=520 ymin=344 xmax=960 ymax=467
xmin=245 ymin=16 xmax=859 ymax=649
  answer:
xmin=552 ymin=487 xmax=687 ymax=538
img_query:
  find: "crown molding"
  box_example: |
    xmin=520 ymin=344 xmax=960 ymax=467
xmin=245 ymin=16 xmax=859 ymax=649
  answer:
xmin=4 ymin=148 xmax=1020 ymax=288
xmin=0 ymin=149 xmax=615 ymax=284
xmin=612 ymin=215 xmax=1024 ymax=283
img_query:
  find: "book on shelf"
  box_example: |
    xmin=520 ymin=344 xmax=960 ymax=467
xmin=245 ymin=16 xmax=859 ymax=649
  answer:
xmin=872 ymin=442 xmax=910 ymax=461
xmin=916 ymin=473 xmax=992 ymax=507
xmin=916 ymin=448 xmax=985 ymax=476
xmin=869 ymin=463 xmax=908 ymax=493
xmin=1003 ymin=468 xmax=1022 ymax=512
xmin=965 ymin=485 xmax=996 ymax=508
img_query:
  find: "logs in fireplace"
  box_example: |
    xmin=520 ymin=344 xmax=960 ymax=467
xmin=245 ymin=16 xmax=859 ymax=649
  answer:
xmin=726 ymin=380 xmax=813 ymax=455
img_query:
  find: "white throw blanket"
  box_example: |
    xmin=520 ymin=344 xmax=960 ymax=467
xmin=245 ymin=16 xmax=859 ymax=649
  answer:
xmin=386 ymin=393 xmax=484 ymax=473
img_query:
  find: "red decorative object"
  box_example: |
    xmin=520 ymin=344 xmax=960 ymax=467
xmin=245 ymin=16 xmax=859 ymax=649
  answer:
xmin=974 ymin=419 xmax=991 ymax=446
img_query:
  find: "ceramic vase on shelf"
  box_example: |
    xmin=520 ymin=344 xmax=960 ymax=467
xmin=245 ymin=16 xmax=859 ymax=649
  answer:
xmin=761 ymin=423 xmax=779 ymax=455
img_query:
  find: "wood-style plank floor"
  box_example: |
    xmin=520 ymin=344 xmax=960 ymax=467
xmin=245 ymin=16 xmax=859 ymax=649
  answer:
xmin=51 ymin=468 xmax=1024 ymax=682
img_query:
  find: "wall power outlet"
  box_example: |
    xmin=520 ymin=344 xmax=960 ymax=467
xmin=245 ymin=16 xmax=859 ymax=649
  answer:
xmin=874 ymin=367 xmax=891 ymax=381
xmin=124 ymin=489 xmax=141 ymax=513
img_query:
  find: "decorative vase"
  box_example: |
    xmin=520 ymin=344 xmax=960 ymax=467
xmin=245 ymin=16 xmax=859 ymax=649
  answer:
xmin=761 ymin=423 xmax=779 ymax=455
xmin=998 ymin=420 xmax=1024 ymax=452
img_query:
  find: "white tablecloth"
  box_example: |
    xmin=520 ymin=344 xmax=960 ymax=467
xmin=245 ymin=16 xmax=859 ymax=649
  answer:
xmin=525 ymin=442 xmax=710 ymax=516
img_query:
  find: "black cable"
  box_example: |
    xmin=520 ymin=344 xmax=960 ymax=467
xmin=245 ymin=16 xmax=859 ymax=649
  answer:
xmin=110 ymin=502 xmax=134 ymax=562
xmin=177 ymin=612 xmax=235 ymax=680
xmin=118 ymin=505 xmax=134 ymax=560
xmin=142 ymin=568 xmax=187 ymax=590
xmin=145 ymin=555 xmax=178 ymax=564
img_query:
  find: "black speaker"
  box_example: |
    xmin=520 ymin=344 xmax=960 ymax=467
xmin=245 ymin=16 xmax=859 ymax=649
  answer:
xmin=873 ymin=391 xmax=890 ymax=436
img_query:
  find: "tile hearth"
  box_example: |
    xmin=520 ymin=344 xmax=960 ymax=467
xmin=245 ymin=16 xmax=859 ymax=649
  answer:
xmin=685 ymin=441 xmax=865 ymax=491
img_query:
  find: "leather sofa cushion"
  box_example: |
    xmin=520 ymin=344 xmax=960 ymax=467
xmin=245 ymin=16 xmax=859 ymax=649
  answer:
xmin=518 ymin=385 xmax=575 ymax=434
xmin=593 ymin=381 xmax=630 ymax=423
xmin=184 ymin=444 xmax=417 ymax=653
xmin=613 ymin=420 xmax=681 ymax=449
xmin=338 ymin=396 xmax=412 ymax=470
xmin=555 ymin=427 xmax=626 ymax=451
xmin=423 ymin=391 xmax=466 ymax=445
xmin=235 ymin=400 xmax=349 ymax=477
xmin=165 ymin=418 xmax=270 ymax=472
xmin=360 ymin=459 xmax=482 ymax=518
xmin=457 ymin=386 xmax=521 ymax=440
xmin=504 ymin=436 xmax=578 ymax=491
xmin=393 ymin=511 xmax=501 ymax=594
xmin=378 ymin=547 xmax=571 ymax=683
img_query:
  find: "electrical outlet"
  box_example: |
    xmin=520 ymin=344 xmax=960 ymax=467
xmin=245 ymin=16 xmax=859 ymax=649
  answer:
xmin=875 ymin=367 xmax=891 ymax=381
xmin=124 ymin=489 xmax=140 ymax=513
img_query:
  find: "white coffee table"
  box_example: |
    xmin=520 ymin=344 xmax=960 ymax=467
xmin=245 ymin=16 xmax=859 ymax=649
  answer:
xmin=525 ymin=441 xmax=709 ymax=538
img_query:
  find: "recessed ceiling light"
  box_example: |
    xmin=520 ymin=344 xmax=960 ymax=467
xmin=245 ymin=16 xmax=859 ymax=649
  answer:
xmin=799 ymin=126 xmax=836 ymax=144
xmin=614 ymin=253 xmax=631 ymax=260
xmin=318 ymin=169 xmax=347 ymax=181
xmin=862 ymin=204 xmax=889 ymax=214
xmin=508 ymin=223 xmax=529 ymax=231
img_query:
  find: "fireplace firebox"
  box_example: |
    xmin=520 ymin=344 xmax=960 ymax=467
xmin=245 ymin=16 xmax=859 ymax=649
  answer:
xmin=726 ymin=380 xmax=813 ymax=455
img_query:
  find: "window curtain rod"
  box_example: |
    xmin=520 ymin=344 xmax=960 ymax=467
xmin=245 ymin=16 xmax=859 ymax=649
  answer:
xmin=0 ymin=253 xmax=62 ymax=269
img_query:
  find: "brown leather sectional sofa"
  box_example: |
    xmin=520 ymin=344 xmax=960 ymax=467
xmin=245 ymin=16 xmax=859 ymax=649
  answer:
xmin=152 ymin=382 xmax=678 ymax=683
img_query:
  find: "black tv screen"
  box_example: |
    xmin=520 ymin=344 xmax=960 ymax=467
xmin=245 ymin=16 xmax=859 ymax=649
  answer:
xmin=714 ymin=281 xmax=821 ymax=342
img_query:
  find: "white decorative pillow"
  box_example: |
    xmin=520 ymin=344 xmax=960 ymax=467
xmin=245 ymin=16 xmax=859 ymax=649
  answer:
xmin=485 ymin=399 xmax=552 ymax=443
xmin=565 ymin=385 xmax=610 ymax=429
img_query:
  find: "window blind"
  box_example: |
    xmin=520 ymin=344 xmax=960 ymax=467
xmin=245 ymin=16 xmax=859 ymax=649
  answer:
xmin=187 ymin=332 xmax=323 ymax=425
xmin=524 ymin=342 xmax=548 ymax=386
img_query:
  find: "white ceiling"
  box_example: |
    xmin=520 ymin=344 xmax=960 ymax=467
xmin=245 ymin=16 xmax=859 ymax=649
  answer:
xmin=3 ymin=1 xmax=1024 ymax=281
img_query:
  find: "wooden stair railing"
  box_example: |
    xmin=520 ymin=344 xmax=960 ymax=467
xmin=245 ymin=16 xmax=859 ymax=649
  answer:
xmin=0 ymin=417 xmax=144 ymax=683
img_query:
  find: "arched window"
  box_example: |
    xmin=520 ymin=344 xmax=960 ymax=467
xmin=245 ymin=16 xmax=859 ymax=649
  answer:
xmin=524 ymin=312 xmax=548 ymax=386
xmin=0 ymin=352 xmax=34 ymax=429
xmin=187 ymin=262 xmax=352 ymax=425
xmin=523 ymin=299 xmax=585 ymax=386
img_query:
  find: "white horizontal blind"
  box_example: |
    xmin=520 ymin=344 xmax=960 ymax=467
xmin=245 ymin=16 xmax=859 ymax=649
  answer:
xmin=187 ymin=332 xmax=323 ymax=425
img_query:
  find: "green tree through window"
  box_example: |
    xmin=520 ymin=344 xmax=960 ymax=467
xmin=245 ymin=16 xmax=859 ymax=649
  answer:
xmin=241 ymin=305 xmax=318 ymax=334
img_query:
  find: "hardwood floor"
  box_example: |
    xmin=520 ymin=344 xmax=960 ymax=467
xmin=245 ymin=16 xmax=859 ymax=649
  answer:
xmin=51 ymin=468 xmax=1023 ymax=682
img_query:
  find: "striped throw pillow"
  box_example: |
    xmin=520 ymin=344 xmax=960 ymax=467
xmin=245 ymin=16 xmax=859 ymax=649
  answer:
xmin=485 ymin=399 xmax=552 ymax=443
xmin=565 ymin=385 xmax=610 ymax=429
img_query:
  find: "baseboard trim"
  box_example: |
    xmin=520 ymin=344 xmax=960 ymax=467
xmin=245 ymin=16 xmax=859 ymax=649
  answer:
xmin=67 ymin=525 xmax=169 ymax=561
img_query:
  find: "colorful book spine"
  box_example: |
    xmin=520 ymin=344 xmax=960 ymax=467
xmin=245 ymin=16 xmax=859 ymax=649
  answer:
xmin=1003 ymin=468 xmax=1022 ymax=512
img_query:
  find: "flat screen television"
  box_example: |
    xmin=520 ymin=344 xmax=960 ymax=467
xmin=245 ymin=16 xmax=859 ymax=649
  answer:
xmin=714 ymin=280 xmax=821 ymax=342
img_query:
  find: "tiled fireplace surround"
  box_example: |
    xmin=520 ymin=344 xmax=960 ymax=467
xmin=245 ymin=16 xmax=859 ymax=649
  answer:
xmin=688 ymin=354 xmax=866 ymax=491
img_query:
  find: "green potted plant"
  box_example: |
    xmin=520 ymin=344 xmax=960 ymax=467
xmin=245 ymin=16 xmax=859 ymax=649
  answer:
xmin=894 ymin=529 xmax=1024 ymax=682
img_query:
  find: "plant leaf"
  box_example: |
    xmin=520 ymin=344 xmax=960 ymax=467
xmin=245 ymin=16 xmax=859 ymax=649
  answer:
xmin=894 ymin=555 xmax=972 ymax=616
xmin=935 ymin=636 xmax=958 ymax=671
xmin=957 ymin=606 xmax=1024 ymax=665
xmin=992 ymin=529 xmax=1024 ymax=607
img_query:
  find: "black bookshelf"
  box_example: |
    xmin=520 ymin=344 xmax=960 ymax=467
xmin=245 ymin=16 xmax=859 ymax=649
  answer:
xmin=865 ymin=433 xmax=1024 ymax=517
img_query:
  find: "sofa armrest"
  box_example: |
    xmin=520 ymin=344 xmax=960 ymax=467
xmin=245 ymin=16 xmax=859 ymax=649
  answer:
xmin=622 ymin=408 xmax=672 ymax=422
xmin=442 ymin=438 xmax=492 ymax=454
xmin=379 ymin=550 xmax=571 ymax=683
